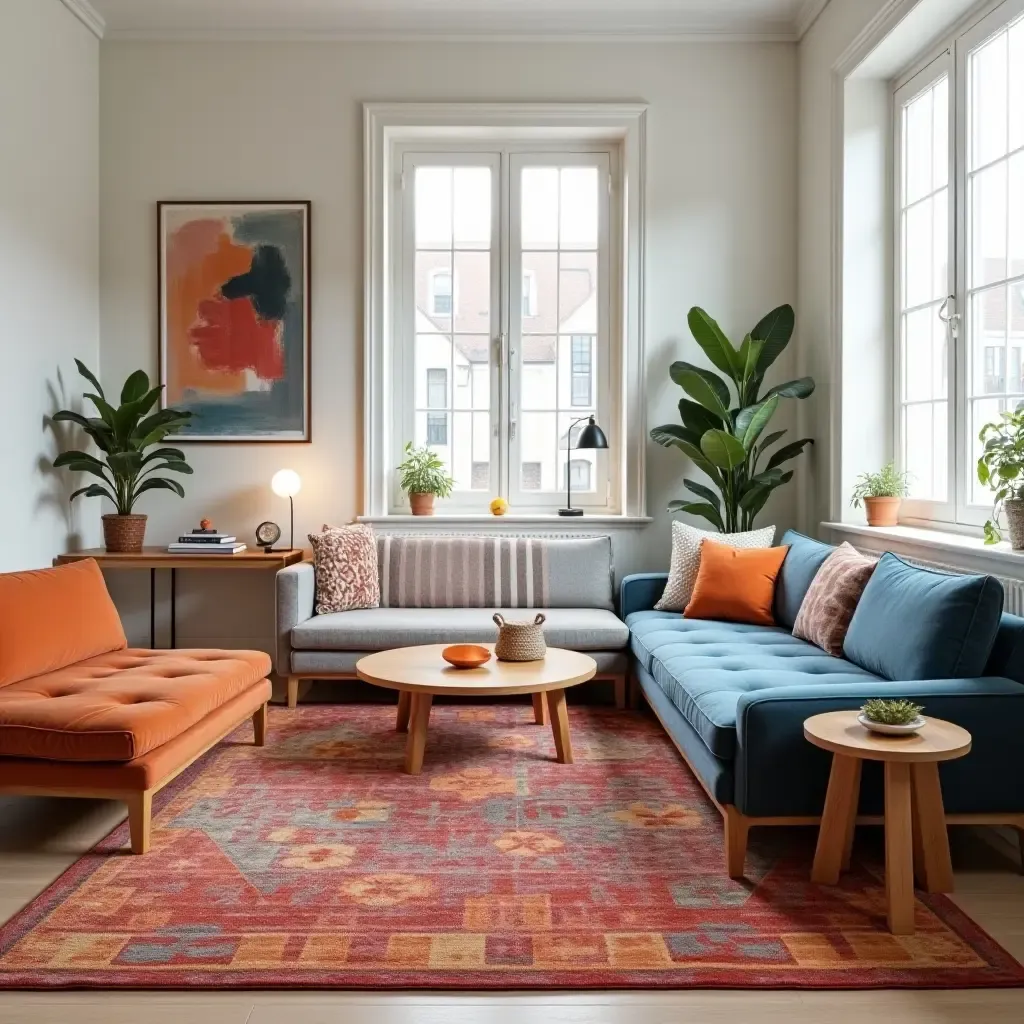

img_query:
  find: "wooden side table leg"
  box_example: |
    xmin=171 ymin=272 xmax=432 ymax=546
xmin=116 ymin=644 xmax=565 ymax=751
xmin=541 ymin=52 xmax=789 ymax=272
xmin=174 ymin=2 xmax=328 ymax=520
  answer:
xmin=910 ymin=761 xmax=955 ymax=893
xmin=403 ymin=693 xmax=432 ymax=775
xmin=885 ymin=760 xmax=916 ymax=935
xmin=396 ymin=691 xmax=412 ymax=733
xmin=812 ymin=753 xmax=862 ymax=885
xmin=532 ymin=692 xmax=548 ymax=726
xmin=546 ymin=688 xmax=573 ymax=764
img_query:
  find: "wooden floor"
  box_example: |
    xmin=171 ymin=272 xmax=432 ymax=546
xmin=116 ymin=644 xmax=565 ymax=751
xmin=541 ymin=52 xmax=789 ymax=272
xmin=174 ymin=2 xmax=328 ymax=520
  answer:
xmin=0 ymin=795 xmax=1022 ymax=1023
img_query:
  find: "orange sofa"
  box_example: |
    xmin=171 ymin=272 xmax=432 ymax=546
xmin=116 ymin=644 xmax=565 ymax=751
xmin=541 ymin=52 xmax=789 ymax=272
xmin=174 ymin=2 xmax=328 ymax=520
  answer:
xmin=0 ymin=559 xmax=271 ymax=853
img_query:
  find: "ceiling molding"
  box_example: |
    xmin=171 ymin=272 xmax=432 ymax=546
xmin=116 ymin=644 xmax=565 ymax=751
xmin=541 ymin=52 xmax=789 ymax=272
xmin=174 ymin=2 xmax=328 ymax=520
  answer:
xmin=59 ymin=0 xmax=106 ymax=39
xmin=795 ymin=0 xmax=831 ymax=37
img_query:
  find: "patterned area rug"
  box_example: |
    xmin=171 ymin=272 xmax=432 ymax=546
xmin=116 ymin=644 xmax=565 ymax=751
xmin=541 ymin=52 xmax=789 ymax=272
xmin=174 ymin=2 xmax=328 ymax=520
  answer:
xmin=1 ymin=705 xmax=1022 ymax=990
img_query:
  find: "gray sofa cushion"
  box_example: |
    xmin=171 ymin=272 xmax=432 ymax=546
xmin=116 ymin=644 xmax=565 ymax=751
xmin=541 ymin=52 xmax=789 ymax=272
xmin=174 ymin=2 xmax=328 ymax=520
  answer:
xmin=291 ymin=607 xmax=629 ymax=652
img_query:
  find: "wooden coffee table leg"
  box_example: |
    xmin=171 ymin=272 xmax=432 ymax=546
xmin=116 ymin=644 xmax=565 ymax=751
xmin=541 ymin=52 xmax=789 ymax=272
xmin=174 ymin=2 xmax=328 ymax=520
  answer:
xmin=532 ymin=692 xmax=548 ymax=726
xmin=403 ymin=693 xmax=432 ymax=775
xmin=910 ymin=761 xmax=955 ymax=893
xmin=885 ymin=760 xmax=916 ymax=935
xmin=545 ymin=688 xmax=573 ymax=764
xmin=812 ymin=753 xmax=862 ymax=885
xmin=396 ymin=691 xmax=411 ymax=733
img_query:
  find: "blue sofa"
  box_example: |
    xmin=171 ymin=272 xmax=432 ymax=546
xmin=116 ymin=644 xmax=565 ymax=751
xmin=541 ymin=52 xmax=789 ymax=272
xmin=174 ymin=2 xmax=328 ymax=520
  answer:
xmin=621 ymin=530 xmax=1024 ymax=878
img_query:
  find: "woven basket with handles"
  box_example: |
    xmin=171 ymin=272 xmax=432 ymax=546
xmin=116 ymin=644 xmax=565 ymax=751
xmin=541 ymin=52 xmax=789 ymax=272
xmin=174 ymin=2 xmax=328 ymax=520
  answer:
xmin=493 ymin=613 xmax=547 ymax=662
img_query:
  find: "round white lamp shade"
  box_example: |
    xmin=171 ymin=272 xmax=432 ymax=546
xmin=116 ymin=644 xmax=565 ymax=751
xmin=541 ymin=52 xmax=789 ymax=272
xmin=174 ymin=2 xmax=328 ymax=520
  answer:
xmin=271 ymin=469 xmax=302 ymax=498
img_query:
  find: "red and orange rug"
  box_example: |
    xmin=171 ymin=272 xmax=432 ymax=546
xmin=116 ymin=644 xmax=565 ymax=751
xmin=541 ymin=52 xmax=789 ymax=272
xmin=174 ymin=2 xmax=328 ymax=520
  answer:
xmin=0 ymin=705 xmax=1021 ymax=989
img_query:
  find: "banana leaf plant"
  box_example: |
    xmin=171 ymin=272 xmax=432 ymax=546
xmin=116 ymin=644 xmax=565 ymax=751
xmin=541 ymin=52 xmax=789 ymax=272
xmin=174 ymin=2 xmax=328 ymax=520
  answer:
xmin=51 ymin=360 xmax=194 ymax=515
xmin=651 ymin=304 xmax=814 ymax=533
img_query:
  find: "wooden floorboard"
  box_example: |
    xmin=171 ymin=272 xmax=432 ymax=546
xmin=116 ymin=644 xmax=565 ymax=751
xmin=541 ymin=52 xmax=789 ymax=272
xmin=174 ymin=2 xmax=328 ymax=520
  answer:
xmin=0 ymin=797 xmax=1021 ymax=1023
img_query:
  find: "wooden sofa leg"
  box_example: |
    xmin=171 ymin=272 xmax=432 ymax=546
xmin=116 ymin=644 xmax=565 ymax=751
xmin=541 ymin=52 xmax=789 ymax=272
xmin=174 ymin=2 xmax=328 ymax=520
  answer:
xmin=287 ymin=676 xmax=300 ymax=709
xmin=724 ymin=805 xmax=749 ymax=880
xmin=612 ymin=676 xmax=627 ymax=710
xmin=127 ymin=791 xmax=153 ymax=855
xmin=252 ymin=702 xmax=268 ymax=746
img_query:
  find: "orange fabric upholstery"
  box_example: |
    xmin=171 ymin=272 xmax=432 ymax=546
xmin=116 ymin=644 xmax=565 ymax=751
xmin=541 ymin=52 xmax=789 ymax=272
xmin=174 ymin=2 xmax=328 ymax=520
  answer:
xmin=0 ymin=649 xmax=271 ymax=762
xmin=684 ymin=539 xmax=790 ymax=627
xmin=0 ymin=559 xmax=127 ymax=688
xmin=0 ymin=678 xmax=271 ymax=791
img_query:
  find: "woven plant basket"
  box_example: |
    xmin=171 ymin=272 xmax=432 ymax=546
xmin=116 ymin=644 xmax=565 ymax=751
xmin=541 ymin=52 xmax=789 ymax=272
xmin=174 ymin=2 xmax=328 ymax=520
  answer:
xmin=1005 ymin=499 xmax=1024 ymax=550
xmin=102 ymin=513 xmax=147 ymax=554
xmin=493 ymin=613 xmax=547 ymax=662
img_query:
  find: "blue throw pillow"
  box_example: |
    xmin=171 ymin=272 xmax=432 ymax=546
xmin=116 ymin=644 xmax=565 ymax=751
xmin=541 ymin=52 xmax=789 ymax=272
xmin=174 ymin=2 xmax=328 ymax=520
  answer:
xmin=843 ymin=553 xmax=1004 ymax=680
xmin=774 ymin=530 xmax=835 ymax=630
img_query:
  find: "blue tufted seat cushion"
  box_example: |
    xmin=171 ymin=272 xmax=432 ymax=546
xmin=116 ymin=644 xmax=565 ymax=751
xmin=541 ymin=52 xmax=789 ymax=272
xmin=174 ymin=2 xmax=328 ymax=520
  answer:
xmin=626 ymin=613 xmax=881 ymax=759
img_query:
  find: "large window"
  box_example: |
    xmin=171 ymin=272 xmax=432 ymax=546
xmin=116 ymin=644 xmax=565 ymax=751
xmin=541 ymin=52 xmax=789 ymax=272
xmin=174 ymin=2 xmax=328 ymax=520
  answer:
xmin=895 ymin=0 xmax=1024 ymax=526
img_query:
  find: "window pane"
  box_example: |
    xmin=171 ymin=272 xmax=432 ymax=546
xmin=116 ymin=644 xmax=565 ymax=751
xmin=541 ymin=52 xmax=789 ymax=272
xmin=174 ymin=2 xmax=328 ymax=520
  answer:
xmin=904 ymin=199 xmax=935 ymax=308
xmin=520 ymin=411 xmax=556 ymax=489
xmin=521 ymin=252 xmax=557 ymax=333
xmin=970 ymin=285 xmax=1010 ymax=396
xmin=453 ymin=167 xmax=490 ymax=249
xmin=970 ymin=29 xmax=1009 ymax=170
xmin=932 ymin=187 xmax=949 ymax=298
xmin=972 ymin=397 xmax=1003 ymax=504
xmin=452 ymin=337 xmax=489 ymax=411
xmin=1011 ymin=20 xmax=1024 ymax=152
xmin=416 ymin=335 xmax=451 ymax=409
xmin=562 ymin=335 xmax=594 ymax=408
xmin=453 ymin=251 xmax=489 ymax=331
xmin=415 ymin=167 xmax=452 ymax=248
xmin=903 ymin=308 xmax=934 ymax=401
xmin=971 ymin=160 xmax=1008 ymax=288
xmin=426 ymin=367 xmax=447 ymax=408
xmin=905 ymin=402 xmax=946 ymax=500
xmin=933 ymin=77 xmax=949 ymax=191
xmin=904 ymin=87 xmax=934 ymax=204
xmin=521 ymin=168 xmax=559 ymax=249
xmin=559 ymin=251 xmax=598 ymax=332
xmin=417 ymin=254 xmax=452 ymax=331
xmin=521 ymin=338 xmax=557 ymax=411
xmin=1010 ymin=151 xmax=1024 ymax=276
xmin=426 ymin=412 xmax=448 ymax=446
xmin=559 ymin=167 xmax=599 ymax=249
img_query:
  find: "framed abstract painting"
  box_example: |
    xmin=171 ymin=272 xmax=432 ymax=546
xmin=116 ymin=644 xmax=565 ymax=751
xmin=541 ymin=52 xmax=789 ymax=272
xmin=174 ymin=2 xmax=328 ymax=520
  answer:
xmin=158 ymin=201 xmax=311 ymax=442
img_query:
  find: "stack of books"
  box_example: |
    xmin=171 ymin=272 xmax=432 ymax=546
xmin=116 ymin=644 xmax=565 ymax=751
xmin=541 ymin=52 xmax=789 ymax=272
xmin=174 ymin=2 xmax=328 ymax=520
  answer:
xmin=167 ymin=531 xmax=247 ymax=555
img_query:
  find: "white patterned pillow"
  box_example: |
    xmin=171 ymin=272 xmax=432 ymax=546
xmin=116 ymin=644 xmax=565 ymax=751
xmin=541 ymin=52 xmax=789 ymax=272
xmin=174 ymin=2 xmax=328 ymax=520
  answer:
xmin=309 ymin=524 xmax=380 ymax=614
xmin=655 ymin=520 xmax=776 ymax=612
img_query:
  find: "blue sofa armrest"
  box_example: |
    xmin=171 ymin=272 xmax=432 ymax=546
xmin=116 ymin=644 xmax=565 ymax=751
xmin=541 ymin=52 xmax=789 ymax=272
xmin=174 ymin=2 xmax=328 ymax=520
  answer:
xmin=735 ymin=676 xmax=1024 ymax=817
xmin=620 ymin=573 xmax=669 ymax=618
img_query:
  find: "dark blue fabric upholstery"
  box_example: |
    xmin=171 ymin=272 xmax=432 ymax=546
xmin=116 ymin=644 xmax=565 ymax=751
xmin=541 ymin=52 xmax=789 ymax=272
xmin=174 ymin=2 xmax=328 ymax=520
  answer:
xmin=983 ymin=613 xmax=1024 ymax=684
xmin=843 ymin=553 xmax=1004 ymax=680
xmin=620 ymin=573 xmax=668 ymax=619
xmin=773 ymin=530 xmax=834 ymax=629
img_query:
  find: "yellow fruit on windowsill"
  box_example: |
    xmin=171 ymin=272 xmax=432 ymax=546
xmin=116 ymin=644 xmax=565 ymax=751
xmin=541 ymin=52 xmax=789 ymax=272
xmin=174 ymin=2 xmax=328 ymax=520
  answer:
xmin=489 ymin=497 xmax=509 ymax=516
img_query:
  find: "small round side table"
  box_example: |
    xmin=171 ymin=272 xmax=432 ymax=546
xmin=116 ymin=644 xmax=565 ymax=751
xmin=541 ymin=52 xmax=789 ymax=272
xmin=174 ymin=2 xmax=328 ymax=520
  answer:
xmin=803 ymin=710 xmax=971 ymax=936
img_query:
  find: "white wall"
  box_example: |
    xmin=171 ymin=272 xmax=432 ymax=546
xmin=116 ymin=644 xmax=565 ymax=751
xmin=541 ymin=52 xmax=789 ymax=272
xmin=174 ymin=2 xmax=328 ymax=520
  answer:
xmin=100 ymin=40 xmax=797 ymax=649
xmin=0 ymin=0 xmax=99 ymax=571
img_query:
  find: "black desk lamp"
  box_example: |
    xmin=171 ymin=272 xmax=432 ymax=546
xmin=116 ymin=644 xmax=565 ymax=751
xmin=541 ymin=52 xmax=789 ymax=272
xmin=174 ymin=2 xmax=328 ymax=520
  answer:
xmin=558 ymin=415 xmax=608 ymax=517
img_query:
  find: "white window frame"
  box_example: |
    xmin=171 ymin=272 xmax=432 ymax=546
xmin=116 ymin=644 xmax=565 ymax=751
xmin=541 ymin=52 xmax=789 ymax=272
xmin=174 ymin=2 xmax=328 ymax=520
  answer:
xmin=363 ymin=103 xmax=648 ymax=519
xmin=892 ymin=0 xmax=1024 ymax=530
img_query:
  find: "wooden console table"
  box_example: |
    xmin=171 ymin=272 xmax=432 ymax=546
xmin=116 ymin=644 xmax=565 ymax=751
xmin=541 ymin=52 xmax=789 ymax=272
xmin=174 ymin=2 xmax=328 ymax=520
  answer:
xmin=54 ymin=548 xmax=304 ymax=649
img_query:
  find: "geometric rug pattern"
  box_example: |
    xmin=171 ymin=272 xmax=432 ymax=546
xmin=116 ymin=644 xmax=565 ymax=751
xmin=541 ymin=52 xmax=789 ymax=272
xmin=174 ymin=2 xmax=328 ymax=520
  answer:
xmin=1 ymin=704 xmax=1022 ymax=989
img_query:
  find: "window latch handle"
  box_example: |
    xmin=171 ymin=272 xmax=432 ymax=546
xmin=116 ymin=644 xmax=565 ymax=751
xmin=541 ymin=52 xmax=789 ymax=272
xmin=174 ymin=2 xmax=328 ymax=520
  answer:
xmin=938 ymin=295 xmax=961 ymax=335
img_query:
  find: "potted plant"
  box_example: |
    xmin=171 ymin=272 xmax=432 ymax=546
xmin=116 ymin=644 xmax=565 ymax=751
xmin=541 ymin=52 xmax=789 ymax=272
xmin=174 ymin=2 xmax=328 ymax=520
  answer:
xmin=978 ymin=408 xmax=1024 ymax=547
xmin=850 ymin=461 xmax=910 ymax=527
xmin=397 ymin=442 xmax=454 ymax=516
xmin=858 ymin=698 xmax=925 ymax=736
xmin=650 ymin=304 xmax=815 ymax=532
xmin=52 ymin=360 xmax=193 ymax=553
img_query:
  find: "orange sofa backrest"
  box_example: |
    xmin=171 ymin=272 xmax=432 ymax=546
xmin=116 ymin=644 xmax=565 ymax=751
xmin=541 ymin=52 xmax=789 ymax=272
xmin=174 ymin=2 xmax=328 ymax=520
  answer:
xmin=0 ymin=559 xmax=127 ymax=687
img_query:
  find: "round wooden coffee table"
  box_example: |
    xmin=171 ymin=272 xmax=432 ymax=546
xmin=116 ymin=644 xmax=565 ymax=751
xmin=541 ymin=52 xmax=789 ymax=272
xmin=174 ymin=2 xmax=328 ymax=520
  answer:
xmin=804 ymin=710 xmax=971 ymax=935
xmin=355 ymin=644 xmax=597 ymax=774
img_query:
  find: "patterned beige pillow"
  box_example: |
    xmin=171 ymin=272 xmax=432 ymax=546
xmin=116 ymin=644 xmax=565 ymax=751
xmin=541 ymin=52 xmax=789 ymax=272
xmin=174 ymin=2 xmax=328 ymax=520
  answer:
xmin=655 ymin=520 xmax=776 ymax=612
xmin=792 ymin=542 xmax=876 ymax=656
xmin=308 ymin=524 xmax=380 ymax=614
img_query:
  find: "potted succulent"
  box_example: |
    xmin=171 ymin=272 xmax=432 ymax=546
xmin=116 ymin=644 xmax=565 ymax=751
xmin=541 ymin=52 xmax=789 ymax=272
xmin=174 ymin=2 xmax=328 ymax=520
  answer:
xmin=52 ymin=360 xmax=193 ymax=553
xmin=858 ymin=698 xmax=925 ymax=736
xmin=397 ymin=442 xmax=455 ymax=516
xmin=850 ymin=461 xmax=909 ymax=527
xmin=978 ymin=408 xmax=1024 ymax=548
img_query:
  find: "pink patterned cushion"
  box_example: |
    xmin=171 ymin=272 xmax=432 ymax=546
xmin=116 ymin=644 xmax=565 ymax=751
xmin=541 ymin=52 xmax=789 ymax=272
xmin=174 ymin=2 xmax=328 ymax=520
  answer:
xmin=308 ymin=524 xmax=380 ymax=614
xmin=792 ymin=542 xmax=876 ymax=656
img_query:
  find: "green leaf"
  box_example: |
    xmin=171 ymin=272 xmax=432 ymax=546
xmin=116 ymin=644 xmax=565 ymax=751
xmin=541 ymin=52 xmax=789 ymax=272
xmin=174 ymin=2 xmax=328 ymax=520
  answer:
xmin=678 ymin=399 xmax=724 ymax=434
xmin=659 ymin=436 xmax=725 ymax=486
xmin=667 ymin=500 xmax=724 ymax=531
xmin=983 ymin=520 xmax=1002 ymax=544
xmin=51 ymin=411 xmax=114 ymax=452
xmin=53 ymin=450 xmax=102 ymax=469
xmin=69 ymin=483 xmax=116 ymax=505
xmin=682 ymin=478 xmax=721 ymax=510
xmin=766 ymin=437 xmax=814 ymax=471
xmin=141 ymin=446 xmax=186 ymax=466
xmin=74 ymin=359 xmax=104 ymax=400
xmin=650 ymin=424 xmax=705 ymax=449
xmin=134 ymin=477 xmax=185 ymax=501
xmin=740 ymin=335 xmax=764 ymax=382
xmin=670 ymin=363 xmax=732 ymax=423
xmin=762 ymin=377 xmax=815 ymax=401
xmin=687 ymin=307 xmax=741 ymax=381
xmin=735 ymin=395 xmax=780 ymax=450
xmin=757 ymin=429 xmax=787 ymax=453
xmin=120 ymin=369 xmax=151 ymax=405
xmin=701 ymin=429 xmax=747 ymax=470
xmin=107 ymin=451 xmax=144 ymax=476
xmin=154 ymin=461 xmax=193 ymax=474
xmin=134 ymin=408 xmax=194 ymax=442
xmin=84 ymin=393 xmax=118 ymax=427
xmin=751 ymin=304 xmax=795 ymax=376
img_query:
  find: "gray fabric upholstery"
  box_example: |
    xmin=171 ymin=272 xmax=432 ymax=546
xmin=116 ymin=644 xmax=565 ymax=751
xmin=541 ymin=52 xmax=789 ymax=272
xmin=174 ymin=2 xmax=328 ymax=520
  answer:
xmin=275 ymin=561 xmax=315 ymax=676
xmin=291 ymin=648 xmax=629 ymax=677
xmin=291 ymin=606 xmax=629 ymax=652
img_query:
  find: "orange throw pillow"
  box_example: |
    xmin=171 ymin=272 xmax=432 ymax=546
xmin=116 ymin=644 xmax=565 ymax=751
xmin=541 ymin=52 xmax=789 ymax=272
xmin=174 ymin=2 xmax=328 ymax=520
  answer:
xmin=0 ymin=559 xmax=127 ymax=687
xmin=684 ymin=539 xmax=790 ymax=626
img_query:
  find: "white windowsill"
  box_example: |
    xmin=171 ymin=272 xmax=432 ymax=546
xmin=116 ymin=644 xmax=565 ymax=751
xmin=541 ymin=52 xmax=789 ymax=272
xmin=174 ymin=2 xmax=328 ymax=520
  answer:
xmin=359 ymin=514 xmax=652 ymax=530
xmin=821 ymin=521 xmax=1024 ymax=577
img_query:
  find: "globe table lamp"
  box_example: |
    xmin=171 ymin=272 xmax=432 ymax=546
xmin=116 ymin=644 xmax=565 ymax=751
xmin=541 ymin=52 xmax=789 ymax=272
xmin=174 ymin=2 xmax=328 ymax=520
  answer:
xmin=271 ymin=469 xmax=302 ymax=550
xmin=558 ymin=415 xmax=609 ymax=517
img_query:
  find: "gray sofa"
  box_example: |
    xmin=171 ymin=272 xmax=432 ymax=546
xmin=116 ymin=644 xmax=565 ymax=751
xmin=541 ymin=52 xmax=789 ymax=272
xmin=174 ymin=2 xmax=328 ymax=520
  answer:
xmin=276 ymin=534 xmax=630 ymax=707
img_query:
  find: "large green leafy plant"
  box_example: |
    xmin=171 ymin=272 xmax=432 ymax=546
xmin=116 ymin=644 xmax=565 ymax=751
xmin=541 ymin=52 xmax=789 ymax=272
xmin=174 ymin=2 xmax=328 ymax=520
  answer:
xmin=977 ymin=408 xmax=1024 ymax=543
xmin=52 ymin=360 xmax=194 ymax=515
xmin=651 ymin=304 xmax=814 ymax=532
xmin=397 ymin=442 xmax=455 ymax=497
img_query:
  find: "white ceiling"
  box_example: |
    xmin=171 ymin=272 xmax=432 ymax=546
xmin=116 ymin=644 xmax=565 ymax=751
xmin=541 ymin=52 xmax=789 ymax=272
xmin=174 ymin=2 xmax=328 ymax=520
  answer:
xmin=78 ymin=0 xmax=830 ymax=41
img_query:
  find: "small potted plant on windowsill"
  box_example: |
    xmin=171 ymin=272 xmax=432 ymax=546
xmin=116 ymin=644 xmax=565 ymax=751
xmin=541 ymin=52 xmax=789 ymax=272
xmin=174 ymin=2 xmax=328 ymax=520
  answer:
xmin=398 ymin=442 xmax=455 ymax=516
xmin=850 ymin=461 xmax=910 ymax=527
xmin=977 ymin=407 xmax=1024 ymax=548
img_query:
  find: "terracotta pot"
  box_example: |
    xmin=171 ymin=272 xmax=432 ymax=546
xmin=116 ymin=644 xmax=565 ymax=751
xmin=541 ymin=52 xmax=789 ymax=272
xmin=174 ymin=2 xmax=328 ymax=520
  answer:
xmin=102 ymin=513 xmax=147 ymax=553
xmin=863 ymin=496 xmax=900 ymax=527
xmin=408 ymin=492 xmax=435 ymax=516
xmin=1004 ymin=498 xmax=1024 ymax=550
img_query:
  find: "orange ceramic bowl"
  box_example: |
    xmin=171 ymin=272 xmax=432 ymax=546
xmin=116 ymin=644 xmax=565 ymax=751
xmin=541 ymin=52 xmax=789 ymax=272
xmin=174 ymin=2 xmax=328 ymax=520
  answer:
xmin=442 ymin=644 xmax=491 ymax=669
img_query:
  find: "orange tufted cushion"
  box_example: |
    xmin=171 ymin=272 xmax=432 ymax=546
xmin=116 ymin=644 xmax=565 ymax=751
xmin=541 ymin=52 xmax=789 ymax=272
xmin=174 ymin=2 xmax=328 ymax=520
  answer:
xmin=0 ymin=559 xmax=127 ymax=687
xmin=0 ymin=648 xmax=271 ymax=762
